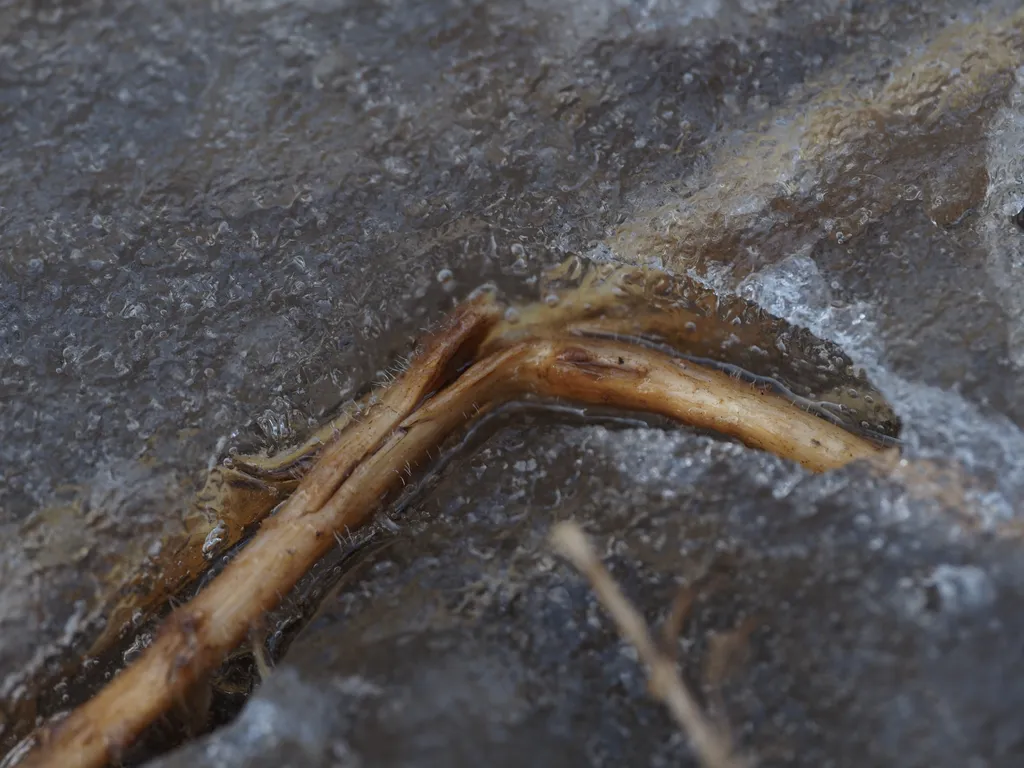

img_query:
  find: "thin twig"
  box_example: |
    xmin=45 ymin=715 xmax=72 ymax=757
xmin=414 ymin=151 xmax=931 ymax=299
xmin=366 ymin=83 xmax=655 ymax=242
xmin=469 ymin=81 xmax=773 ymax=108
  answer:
xmin=660 ymin=583 xmax=699 ymax=659
xmin=549 ymin=521 xmax=753 ymax=768
xmin=250 ymin=629 xmax=273 ymax=684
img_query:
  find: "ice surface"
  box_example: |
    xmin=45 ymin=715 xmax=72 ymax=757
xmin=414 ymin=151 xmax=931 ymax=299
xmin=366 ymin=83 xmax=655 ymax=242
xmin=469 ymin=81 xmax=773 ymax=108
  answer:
xmin=982 ymin=65 xmax=1024 ymax=367
xmin=4 ymin=0 xmax=1024 ymax=765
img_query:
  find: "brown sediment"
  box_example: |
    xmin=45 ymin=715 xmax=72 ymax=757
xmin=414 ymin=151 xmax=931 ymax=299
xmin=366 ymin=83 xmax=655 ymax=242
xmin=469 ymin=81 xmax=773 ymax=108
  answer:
xmin=609 ymin=8 xmax=1024 ymax=279
xmin=19 ymin=317 xmax=884 ymax=768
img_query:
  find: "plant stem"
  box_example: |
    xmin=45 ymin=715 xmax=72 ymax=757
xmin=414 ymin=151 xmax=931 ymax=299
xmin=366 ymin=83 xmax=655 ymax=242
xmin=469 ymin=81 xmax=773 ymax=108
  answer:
xmin=21 ymin=328 xmax=883 ymax=768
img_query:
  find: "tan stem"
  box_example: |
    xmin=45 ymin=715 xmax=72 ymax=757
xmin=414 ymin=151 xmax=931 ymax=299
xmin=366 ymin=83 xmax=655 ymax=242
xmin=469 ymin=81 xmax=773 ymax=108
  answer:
xmin=259 ymin=292 xmax=500 ymax=530
xmin=21 ymin=334 xmax=882 ymax=768
xmin=476 ymin=260 xmax=899 ymax=442
xmin=72 ymin=294 xmax=502 ymax=669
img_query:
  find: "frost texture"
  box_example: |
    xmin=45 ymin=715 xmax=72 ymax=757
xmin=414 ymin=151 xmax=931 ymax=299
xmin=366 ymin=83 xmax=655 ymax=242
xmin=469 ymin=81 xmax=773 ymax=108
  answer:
xmin=739 ymin=254 xmax=1024 ymax=524
xmin=983 ymin=66 xmax=1024 ymax=367
xmin=4 ymin=0 xmax=1024 ymax=765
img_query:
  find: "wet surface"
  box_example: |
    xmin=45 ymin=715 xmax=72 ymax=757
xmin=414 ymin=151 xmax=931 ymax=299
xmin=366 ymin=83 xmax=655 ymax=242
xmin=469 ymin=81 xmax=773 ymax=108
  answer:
xmin=3 ymin=0 xmax=1024 ymax=765
xmin=151 ymin=423 xmax=1024 ymax=768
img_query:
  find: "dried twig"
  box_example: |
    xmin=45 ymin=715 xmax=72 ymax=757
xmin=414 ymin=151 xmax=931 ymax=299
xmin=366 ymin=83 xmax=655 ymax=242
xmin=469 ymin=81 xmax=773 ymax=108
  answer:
xmin=20 ymin=322 xmax=880 ymax=767
xmin=18 ymin=295 xmax=500 ymax=768
xmin=550 ymin=520 xmax=753 ymax=768
xmin=76 ymin=294 xmax=500 ymax=665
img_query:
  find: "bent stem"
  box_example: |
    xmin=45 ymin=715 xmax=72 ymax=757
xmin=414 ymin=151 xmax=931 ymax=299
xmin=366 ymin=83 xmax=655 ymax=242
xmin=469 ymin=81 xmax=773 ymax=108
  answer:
xmin=21 ymin=332 xmax=884 ymax=768
xmin=18 ymin=294 xmax=499 ymax=768
xmin=13 ymin=257 xmax=895 ymax=747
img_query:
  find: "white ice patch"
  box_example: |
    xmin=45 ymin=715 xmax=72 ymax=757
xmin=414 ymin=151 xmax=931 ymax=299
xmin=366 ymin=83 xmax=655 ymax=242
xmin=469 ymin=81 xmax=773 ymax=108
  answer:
xmin=738 ymin=254 xmax=1024 ymax=524
xmin=191 ymin=668 xmax=350 ymax=766
xmin=982 ymin=66 xmax=1024 ymax=368
xmin=895 ymin=563 xmax=997 ymax=624
xmin=543 ymin=0 xmax=724 ymax=42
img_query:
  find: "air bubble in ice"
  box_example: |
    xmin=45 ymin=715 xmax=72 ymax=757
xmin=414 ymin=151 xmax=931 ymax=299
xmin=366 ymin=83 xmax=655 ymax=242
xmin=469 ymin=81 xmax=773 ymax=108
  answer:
xmin=925 ymin=564 xmax=995 ymax=615
xmin=509 ymin=243 xmax=529 ymax=275
xmin=468 ymin=282 xmax=497 ymax=301
xmin=203 ymin=521 xmax=229 ymax=560
xmin=257 ymin=410 xmax=290 ymax=442
xmin=437 ymin=268 xmax=456 ymax=293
